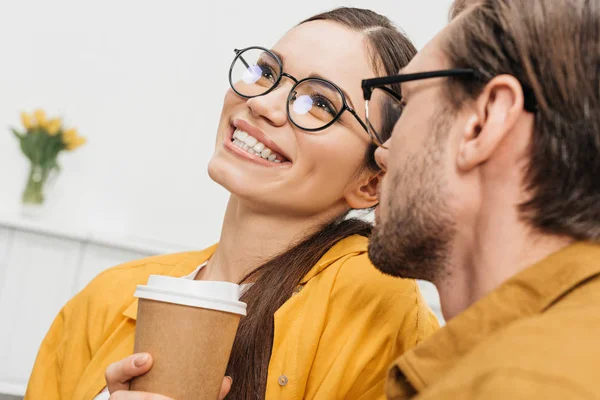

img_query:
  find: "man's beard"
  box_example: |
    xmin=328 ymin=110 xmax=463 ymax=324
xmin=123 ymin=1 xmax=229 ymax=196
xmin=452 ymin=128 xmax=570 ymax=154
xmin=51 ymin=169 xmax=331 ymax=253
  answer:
xmin=369 ymin=108 xmax=456 ymax=282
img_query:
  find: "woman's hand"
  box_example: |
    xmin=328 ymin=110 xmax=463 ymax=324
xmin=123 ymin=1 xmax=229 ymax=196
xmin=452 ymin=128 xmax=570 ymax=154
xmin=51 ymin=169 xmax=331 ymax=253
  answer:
xmin=106 ymin=353 xmax=232 ymax=399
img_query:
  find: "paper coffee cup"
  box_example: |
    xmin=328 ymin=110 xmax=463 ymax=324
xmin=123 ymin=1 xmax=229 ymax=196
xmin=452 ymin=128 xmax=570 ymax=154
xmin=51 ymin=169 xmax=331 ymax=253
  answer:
xmin=130 ymin=275 xmax=247 ymax=400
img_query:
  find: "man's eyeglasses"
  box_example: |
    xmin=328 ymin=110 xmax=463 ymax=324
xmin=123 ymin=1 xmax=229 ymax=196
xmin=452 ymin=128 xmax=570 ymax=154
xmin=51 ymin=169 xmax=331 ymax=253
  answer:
xmin=361 ymin=69 xmax=538 ymax=148
xmin=229 ymin=46 xmax=369 ymax=133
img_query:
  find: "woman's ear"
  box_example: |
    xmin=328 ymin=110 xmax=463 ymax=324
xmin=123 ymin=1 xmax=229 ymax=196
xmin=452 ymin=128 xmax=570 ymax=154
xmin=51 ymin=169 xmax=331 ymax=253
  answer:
xmin=345 ymin=170 xmax=381 ymax=209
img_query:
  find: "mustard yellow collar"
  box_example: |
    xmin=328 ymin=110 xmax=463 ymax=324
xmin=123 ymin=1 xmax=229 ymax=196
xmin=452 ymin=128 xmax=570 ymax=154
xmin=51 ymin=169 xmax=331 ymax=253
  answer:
xmin=122 ymin=235 xmax=369 ymax=320
xmin=392 ymin=242 xmax=600 ymax=392
xmin=122 ymin=244 xmax=218 ymax=320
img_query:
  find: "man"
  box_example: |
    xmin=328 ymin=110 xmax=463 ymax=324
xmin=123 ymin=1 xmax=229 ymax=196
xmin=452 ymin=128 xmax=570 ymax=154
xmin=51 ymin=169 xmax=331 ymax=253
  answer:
xmin=365 ymin=0 xmax=600 ymax=398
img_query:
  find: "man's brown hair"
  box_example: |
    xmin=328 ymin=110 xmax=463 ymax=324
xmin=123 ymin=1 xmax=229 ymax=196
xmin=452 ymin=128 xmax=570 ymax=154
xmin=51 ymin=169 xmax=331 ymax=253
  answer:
xmin=448 ymin=0 xmax=478 ymax=19
xmin=445 ymin=0 xmax=600 ymax=240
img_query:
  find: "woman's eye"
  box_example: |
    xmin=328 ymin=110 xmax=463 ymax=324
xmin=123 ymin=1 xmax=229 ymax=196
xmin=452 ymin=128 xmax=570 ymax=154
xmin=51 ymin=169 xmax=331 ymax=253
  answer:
xmin=312 ymin=95 xmax=337 ymax=116
xmin=263 ymin=70 xmax=274 ymax=81
xmin=258 ymin=63 xmax=277 ymax=83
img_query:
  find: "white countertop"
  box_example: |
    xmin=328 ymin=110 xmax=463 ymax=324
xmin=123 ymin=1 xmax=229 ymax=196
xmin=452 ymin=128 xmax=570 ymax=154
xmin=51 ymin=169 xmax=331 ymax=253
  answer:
xmin=0 ymin=382 xmax=26 ymax=397
xmin=0 ymin=211 xmax=189 ymax=255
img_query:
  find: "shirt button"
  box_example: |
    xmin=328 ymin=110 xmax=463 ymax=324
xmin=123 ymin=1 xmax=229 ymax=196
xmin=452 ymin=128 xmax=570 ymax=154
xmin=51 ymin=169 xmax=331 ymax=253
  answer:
xmin=292 ymin=285 xmax=304 ymax=295
xmin=278 ymin=375 xmax=289 ymax=386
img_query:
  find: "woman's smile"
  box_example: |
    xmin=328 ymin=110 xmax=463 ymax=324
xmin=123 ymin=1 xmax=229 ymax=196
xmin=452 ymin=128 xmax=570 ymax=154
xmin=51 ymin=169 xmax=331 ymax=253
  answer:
xmin=223 ymin=119 xmax=292 ymax=168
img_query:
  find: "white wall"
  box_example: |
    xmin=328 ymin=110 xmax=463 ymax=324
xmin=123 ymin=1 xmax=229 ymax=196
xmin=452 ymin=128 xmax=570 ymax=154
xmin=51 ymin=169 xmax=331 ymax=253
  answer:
xmin=0 ymin=221 xmax=153 ymax=398
xmin=0 ymin=0 xmax=452 ymax=248
xmin=0 ymin=3 xmax=452 ymax=397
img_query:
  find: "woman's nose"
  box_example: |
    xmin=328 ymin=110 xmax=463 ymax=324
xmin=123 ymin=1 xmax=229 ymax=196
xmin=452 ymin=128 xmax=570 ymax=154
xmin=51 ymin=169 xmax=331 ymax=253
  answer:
xmin=246 ymin=83 xmax=290 ymax=127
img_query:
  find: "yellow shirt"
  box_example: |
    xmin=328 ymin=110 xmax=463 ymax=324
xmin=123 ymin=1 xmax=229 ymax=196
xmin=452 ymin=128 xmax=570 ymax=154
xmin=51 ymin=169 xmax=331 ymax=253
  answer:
xmin=387 ymin=242 xmax=600 ymax=400
xmin=26 ymin=235 xmax=438 ymax=400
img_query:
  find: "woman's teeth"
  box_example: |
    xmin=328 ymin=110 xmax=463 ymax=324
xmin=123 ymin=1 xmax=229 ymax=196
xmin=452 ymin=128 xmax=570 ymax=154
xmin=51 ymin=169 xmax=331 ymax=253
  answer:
xmin=232 ymin=129 xmax=282 ymax=163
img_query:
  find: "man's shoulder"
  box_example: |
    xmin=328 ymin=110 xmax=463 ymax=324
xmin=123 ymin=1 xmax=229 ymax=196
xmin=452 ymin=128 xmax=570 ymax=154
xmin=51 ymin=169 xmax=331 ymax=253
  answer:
xmin=497 ymin=274 xmax=600 ymax=351
xmin=420 ymin=303 xmax=600 ymax=399
xmin=464 ymin=284 xmax=600 ymax=389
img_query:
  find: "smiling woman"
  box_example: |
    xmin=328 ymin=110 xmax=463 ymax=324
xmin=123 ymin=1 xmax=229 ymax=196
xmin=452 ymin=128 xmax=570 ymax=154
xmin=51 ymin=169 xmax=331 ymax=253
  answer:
xmin=25 ymin=7 xmax=439 ymax=400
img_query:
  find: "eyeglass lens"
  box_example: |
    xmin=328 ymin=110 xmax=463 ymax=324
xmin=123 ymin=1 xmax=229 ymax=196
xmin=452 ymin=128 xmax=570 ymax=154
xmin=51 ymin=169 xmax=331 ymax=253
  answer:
xmin=366 ymin=85 xmax=404 ymax=146
xmin=230 ymin=48 xmax=346 ymax=131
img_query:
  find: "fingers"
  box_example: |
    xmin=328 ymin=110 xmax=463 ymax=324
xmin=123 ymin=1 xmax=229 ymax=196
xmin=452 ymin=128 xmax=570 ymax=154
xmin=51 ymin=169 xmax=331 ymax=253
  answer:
xmin=109 ymin=390 xmax=173 ymax=400
xmin=219 ymin=376 xmax=233 ymax=400
xmin=106 ymin=353 xmax=153 ymax=394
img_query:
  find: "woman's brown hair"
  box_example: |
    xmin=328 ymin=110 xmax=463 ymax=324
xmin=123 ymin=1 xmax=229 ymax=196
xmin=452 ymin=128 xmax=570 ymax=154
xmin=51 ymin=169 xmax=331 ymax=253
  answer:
xmin=225 ymin=7 xmax=416 ymax=399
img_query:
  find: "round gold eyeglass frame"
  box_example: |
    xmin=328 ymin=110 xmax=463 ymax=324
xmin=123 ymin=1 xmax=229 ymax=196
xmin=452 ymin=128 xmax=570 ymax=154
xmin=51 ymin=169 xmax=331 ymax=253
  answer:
xmin=229 ymin=46 xmax=371 ymax=134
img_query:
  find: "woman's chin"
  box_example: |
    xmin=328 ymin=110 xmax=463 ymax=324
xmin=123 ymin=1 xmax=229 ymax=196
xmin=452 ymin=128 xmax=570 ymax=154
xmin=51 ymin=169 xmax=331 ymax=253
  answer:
xmin=208 ymin=159 xmax=263 ymax=200
xmin=207 ymin=158 xmax=237 ymax=190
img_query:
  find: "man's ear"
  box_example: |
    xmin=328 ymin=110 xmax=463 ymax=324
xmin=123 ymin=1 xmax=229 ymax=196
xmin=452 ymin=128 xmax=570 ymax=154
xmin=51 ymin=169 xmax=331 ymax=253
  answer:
xmin=457 ymin=75 xmax=526 ymax=171
xmin=345 ymin=170 xmax=382 ymax=209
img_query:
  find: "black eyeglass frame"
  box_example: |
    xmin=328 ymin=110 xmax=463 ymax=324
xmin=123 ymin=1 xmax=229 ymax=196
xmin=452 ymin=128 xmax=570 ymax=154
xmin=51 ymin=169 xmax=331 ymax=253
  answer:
xmin=229 ymin=46 xmax=370 ymax=133
xmin=361 ymin=68 xmax=538 ymax=147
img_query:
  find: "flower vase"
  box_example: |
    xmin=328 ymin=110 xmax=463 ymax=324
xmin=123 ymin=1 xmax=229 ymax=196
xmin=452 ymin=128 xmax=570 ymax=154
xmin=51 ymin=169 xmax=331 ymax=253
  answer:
xmin=21 ymin=163 xmax=57 ymax=217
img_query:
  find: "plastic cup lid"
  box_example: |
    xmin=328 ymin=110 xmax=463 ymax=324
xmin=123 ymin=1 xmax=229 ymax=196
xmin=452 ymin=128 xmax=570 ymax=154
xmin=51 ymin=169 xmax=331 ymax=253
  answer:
xmin=134 ymin=275 xmax=247 ymax=316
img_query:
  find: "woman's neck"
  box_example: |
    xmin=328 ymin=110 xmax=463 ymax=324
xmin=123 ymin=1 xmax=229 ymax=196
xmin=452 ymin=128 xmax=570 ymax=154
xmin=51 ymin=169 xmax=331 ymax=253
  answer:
xmin=197 ymin=195 xmax=342 ymax=282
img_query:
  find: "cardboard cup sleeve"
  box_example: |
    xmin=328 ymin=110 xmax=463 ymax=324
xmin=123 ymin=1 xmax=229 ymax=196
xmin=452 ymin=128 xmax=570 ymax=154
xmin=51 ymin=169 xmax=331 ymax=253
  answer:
xmin=130 ymin=275 xmax=247 ymax=400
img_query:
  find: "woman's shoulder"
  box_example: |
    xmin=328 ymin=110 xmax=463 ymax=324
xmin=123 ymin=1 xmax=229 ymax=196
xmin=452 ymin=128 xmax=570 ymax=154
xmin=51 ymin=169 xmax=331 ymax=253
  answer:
xmin=327 ymin=244 xmax=440 ymax=343
xmin=332 ymin=249 xmax=419 ymax=301
xmin=65 ymin=248 xmax=215 ymax=318
xmin=88 ymin=250 xmax=210 ymax=290
xmin=317 ymin=234 xmax=420 ymax=300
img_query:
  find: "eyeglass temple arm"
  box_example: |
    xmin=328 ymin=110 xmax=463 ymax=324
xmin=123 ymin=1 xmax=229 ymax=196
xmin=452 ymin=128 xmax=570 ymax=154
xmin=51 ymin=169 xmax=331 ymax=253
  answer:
xmin=362 ymin=69 xmax=538 ymax=112
xmin=234 ymin=49 xmax=250 ymax=68
xmin=361 ymin=85 xmax=401 ymax=102
xmin=347 ymin=107 xmax=370 ymax=134
xmin=362 ymin=69 xmax=475 ymax=99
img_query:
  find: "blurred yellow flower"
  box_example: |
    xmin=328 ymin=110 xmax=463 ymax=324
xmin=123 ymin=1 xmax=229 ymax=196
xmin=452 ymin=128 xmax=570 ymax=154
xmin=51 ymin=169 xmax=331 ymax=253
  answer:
xmin=62 ymin=128 xmax=86 ymax=151
xmin=66 ymin=136 xmax=87 ymax=151
xmin=33 ymin=109 xmax=47 ymax=128
xmin=46 ymin=118 xmax=62 ymax=136
xmin=11 ymin=110 xmax=85 ymax=204
xmin=62 ymin=128 xmax=78 ymax=143
xmin=20 ymin=112 xmax=33 ymax=131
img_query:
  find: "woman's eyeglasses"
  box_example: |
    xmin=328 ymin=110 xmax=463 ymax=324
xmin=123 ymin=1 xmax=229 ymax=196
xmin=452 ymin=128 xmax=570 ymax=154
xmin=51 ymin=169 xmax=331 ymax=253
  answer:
xmin=229 ymin=46 xmax=370 ymax=133
xmin=361 ymin=69 xmax=539 ymax=149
